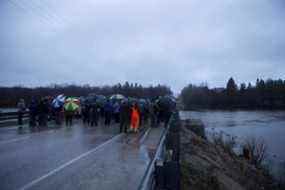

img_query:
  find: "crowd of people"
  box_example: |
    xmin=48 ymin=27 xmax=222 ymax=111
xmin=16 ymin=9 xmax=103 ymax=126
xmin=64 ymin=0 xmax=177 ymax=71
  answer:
xmin=16 ymin=95 xmax=176 ymax=133
xmin=17 ymin=97 xmax=53 ymax=128
xmin=81 ymin=100 xmax=143 ymax=133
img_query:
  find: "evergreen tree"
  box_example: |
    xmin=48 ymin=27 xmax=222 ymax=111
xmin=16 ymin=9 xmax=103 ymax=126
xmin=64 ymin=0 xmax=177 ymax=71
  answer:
xmin=226 ymin=77 xmax=237 ymax=107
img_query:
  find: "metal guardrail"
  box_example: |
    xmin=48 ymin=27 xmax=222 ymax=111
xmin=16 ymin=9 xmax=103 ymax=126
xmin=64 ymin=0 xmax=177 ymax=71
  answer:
xmin=138 ymin=125 xmax=169 ymax=190
xmin=0 ymin=111 xmax=29 ymax=121
xmin=138 ymin=111 xmax=180 ymax=190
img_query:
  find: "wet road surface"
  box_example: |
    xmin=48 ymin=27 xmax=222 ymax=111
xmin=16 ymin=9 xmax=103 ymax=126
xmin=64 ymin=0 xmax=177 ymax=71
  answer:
xmin=0 ymin=121 xmax=164 ymax=190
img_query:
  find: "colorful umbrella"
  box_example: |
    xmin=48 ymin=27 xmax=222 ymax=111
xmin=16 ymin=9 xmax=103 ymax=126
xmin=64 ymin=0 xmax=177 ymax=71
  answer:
xmin=52 ymin=94 xmax=65 ymax=108
xmin=65 ymin=97 xmax=80 ymax=103
xmin=64 ymin=97 xmax=79 ymax=112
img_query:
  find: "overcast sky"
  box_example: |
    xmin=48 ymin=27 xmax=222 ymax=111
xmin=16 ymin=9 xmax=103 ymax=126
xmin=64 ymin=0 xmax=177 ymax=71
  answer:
xmin=0 ymin=0 xmax=284 ymax=92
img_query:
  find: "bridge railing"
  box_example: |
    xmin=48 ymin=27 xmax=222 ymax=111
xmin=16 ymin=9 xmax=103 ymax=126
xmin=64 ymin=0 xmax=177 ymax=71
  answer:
xmin=0 ymin=111 xmax=30 ymax=121
xmin=139 ymin=111 xmax=181 ymax=190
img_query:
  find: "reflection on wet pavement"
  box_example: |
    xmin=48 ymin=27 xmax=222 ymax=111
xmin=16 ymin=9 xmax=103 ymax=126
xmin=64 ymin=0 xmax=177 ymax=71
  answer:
xmin=28 ymin=127 xmax=164 ymax=190
xmin=0 ymin=121 xmax=164 ymax=190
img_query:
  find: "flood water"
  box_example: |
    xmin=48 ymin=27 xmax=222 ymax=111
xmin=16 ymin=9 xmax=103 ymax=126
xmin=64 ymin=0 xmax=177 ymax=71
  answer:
xmin=180 ymin=110 xmax=285 ymax=175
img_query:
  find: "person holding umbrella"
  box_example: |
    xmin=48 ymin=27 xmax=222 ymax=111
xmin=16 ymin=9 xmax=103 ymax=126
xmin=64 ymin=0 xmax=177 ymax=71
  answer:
xmin=81 ymin=104 xmax=89 ymax=125
xmin=29 ymin=97 xmax=38 ymax=127
xmin=104 ymin=100 xmax=113 ymax=126
xmin=156 ymin=96 xmax=176 ymax=128
xmin=38 ymin=97 xmax=49 ymax=127
xmin=149 ymin=102 xmax=157 ymax=128
xmin=119 ymin=99 xmax=130 ymax=133
xmin=113 ymin=101 xmax=120 ymax=123
xmin=90 ymin=104 xmax=100 ymax=127
xmin=65 ymin=110 xmax=73 ymax=126
xmin=64 ymin=97 xmax=79 ymax=126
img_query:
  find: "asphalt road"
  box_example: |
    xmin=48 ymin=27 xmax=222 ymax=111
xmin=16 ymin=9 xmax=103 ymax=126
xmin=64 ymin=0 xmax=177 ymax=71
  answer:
xmin=0 ymin=121 xmax=163 ymax=190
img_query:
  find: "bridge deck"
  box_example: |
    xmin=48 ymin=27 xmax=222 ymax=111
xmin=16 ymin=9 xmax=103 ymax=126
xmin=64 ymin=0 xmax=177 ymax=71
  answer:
xmin=0 ymin=121 xmax=163 ymax=190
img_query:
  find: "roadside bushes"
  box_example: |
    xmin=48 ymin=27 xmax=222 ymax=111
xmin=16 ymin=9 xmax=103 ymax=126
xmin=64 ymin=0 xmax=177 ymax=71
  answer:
xmin=209 ymin=131 xmax=268 ymax=168
xmin=242 ymin=137 xmax=267 ymax=168
xmin=210 ymin=132 xmax=237 ymax=156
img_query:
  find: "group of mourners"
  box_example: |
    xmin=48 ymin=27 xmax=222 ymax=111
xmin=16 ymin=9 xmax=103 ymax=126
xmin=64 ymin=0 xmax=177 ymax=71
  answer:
xmin=81 ymin=100 xmax=142 ymax=133
xmin=16 ymin=95 xmax=176 ymax=133
xmin=17 ymin=97 xmax=56 ymax=127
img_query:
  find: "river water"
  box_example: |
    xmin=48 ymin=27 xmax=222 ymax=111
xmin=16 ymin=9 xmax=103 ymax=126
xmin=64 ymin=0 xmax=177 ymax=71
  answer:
xmin=180 ymin=110 xmax=285 ymax=176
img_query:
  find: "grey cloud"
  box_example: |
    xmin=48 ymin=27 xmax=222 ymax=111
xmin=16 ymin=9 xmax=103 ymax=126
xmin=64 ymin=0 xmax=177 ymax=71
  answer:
xmin=0 ymin=0 xmax=285 ymax=92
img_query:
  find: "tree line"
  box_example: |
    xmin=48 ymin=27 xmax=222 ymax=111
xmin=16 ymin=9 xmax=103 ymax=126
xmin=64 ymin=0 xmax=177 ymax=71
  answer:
xmin=0 ymin=82 xmax=172 ymax=107
xmin=180 ymin=78 xmax=285 ymax=110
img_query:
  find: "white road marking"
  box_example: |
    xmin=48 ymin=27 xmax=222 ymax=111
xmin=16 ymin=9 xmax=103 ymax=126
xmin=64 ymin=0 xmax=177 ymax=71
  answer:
xmin=0 ymin=136 xmax=30 ymax=145
xmin=139 ymin=128 xmax=151 ymax=144
xmin=20 ymin=134 xmax=123 ymax=190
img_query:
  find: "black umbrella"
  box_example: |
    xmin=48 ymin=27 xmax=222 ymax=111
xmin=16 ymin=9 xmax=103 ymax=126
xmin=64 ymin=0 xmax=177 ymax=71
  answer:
xmin=95 ymin=95 xmax=107 ymax=107
xmin=157 ymin=95 xmax=176 ymax=110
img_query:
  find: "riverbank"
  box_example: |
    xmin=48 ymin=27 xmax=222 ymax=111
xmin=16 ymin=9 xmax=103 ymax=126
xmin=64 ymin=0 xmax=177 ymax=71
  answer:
xmin=180 ymin=119 xmax=283 ymax=190
xmin=180 ymin=110 xmax=285 ymax=178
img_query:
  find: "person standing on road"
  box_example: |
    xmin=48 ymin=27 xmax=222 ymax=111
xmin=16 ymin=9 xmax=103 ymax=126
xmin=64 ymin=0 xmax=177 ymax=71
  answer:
xmin=113 ymin=102 xmax=120 ymax=123
xmin=104 ymin=100 xmax=112 ymax=126
xmin=64 ymin=109 xmax=73 ymax=126
xmin=38 ymin=98 xmax=49 ymax=127
xmin=130 ymin=103 xmax=140 ymax=133
xmin=17 ymin=98 xmax=26 ymax=127
xmin=88 ymin=106 xmax=93 ymax=126
xmin=29 ymin=97 xmax=38 ymax=127
xmin=81 ymin=105 xmax=89 ymax=125
xmin=54 ymin=106 xmax=63 ymax=125
xmin=119 ymin=101 xmax=130 ymax=133
xmin=149 ymin=102 xmax=156 ymax=128
xmin=90 ymin=104 xmax=99 ymax=127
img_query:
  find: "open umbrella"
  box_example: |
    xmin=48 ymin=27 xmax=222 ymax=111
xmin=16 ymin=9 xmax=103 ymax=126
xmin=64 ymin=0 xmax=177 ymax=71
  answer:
xmin=96 ymin=95 xmax=107 ymax=106
xmin=127 ymin=97 xmax=138 ymax=105
xmin=52 ymin=94 xmax=65 ymax=108
xmin=66 ymin=97 xmax=80 ymax=105
xmin=138 ymin=98 xmax=147 ymax=104
xmin=165 ymin=95 xmax=176 ymax=102
xmin=110 ymin=94 xmax=125 ymax=100
xmin=64 ymin=97 xmax=79 ymax=112
xmin=85 ymin=94 xmax=97 ymax=106
xmin=156 ymin=95 xmax=176 ymax=110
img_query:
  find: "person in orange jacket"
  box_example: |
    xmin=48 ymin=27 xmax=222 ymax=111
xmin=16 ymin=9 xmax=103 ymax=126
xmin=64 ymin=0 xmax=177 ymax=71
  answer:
xmin=130 ymin=103 xmax=140 ymax=133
